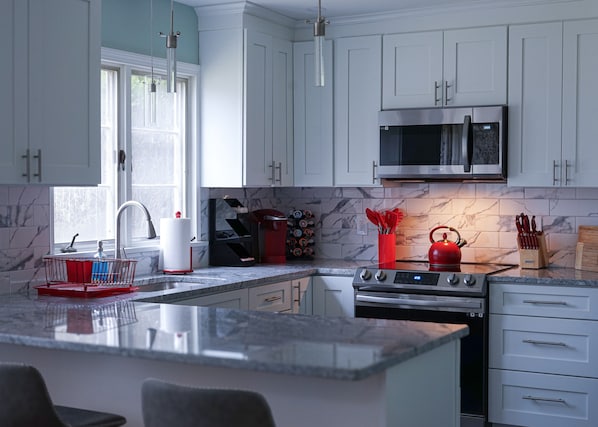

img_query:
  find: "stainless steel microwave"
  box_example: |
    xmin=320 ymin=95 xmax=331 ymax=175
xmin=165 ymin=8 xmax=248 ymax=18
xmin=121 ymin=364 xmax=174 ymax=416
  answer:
xmin=377 ymin=105 xmax=507 ymax=181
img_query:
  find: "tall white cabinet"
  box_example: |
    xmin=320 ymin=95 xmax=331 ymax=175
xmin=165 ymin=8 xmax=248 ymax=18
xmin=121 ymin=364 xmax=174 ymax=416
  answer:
xmin=199 ymin=12 xmax=294 ymax=188
xmin=334 ymin=35 xmax=382 ymax=186
xmin=382 ymin=26 xmax=507 ymax=109
xmin=508 ymin=19 xmax=598 ymax=187
xmin=0 ymin=0 xmax=100 ymax=185
xmin=293 ymin=40 xmax=334 ymax=187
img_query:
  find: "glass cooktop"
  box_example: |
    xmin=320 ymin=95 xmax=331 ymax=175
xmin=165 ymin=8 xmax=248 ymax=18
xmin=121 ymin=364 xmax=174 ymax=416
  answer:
xmin=374 ymin=260 xmax=516 ymax=275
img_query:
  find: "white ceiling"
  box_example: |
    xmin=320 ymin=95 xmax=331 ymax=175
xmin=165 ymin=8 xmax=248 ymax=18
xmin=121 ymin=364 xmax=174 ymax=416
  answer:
xmin=176 ymin=0 xmax=507 ymax=20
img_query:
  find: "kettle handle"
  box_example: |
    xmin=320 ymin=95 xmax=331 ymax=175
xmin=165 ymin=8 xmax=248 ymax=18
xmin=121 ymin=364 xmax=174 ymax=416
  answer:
xmin=429 ymin=226 xmax=462 ymax=244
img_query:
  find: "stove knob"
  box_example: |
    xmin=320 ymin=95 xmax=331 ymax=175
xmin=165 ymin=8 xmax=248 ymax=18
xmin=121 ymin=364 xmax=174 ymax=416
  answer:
xmin=375 ymin=270 xmax=387 ymax=281
xmin=360 ymin=269 xmax=372 ymax=281
xmin=446 ymin=273 xmax=459 ymax=286
xmin=463 ymin=274 xmax=476 ymax=287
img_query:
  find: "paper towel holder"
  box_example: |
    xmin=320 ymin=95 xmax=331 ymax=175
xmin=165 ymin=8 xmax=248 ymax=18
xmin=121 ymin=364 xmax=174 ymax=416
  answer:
xmin=161 ymin=211 xmax=193 ymax=275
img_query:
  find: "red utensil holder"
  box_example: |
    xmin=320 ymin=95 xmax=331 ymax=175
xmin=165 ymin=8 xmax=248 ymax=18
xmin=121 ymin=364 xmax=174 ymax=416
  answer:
xmin=378 ymin=233 xmax=396 ymax=265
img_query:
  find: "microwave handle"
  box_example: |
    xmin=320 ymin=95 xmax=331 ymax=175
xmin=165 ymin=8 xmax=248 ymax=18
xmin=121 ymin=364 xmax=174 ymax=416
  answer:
xmin=462 ymin=115 xmax=473 ymax=173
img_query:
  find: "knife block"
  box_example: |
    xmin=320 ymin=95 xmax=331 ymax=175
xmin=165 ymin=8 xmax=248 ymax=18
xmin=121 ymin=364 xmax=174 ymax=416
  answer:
xmin=518 ymin=233 xmax=549 ymax=269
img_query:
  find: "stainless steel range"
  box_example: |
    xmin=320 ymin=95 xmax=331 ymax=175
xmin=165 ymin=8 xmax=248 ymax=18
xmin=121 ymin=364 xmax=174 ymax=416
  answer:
xmin=353 ymin=261 xmax=515 ymax=427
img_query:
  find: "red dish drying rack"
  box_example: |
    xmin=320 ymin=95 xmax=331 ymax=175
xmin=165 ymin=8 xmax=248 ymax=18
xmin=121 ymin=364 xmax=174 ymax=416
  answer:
xmin=36 ymin=256 xmax=139 ymax=297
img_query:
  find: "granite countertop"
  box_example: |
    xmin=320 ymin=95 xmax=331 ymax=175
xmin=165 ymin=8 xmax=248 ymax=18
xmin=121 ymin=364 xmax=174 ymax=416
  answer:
xmin=0 ymin=292 xmax=467 ymax=381
xmin=489 ymin=265 xmax=598 ymax=287
xmin=4 ymin=258 xmax=596 ymax=383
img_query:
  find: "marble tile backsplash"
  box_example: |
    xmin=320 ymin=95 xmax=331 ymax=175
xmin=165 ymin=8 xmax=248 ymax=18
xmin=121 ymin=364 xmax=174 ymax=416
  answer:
xmin=2 ymin=183 xmax=597 ymax=294
xmin=208 ymin=183 xmax=598 ymax=268
xmin=0 ymin=186 xmax=50 ymax=294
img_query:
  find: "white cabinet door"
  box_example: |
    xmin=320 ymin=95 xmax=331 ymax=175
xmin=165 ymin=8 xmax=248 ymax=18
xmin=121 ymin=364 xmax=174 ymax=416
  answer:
xmin=0 ymin=0 xmax=24 ymax=183
xmin=334 ymin=35 xmax=381 ymax=186
xmin=312 ymin=276 xmax=354 ymax=318
xmin=28 ymin=0 xmax=100 ymax=185
xmin=244 ymin=29 xmax=273 ymax=187
xmin=248 ymin=281 xmax=292 ymax=313
xmin=174 ymin=289 xmax=249 ymax=309
xmin=382 ymin=27 xmax=506 ymax=109
xmin=0 ymin=0 xmax=100 ymax=185
xmin=292 ymin=277 xmax=312 ymax=315
xmin=382 ymin=31 xmax=443 ymax=109
xmin=562 ymin=19 xmax=598 ymax=187
xmin=507 ymin=22 xmax=563 ymax=187
xmin=293 ymin=41 xmax=333 ymax=187
xmin=443 ymin=26 xmax=507 ymax=106
xmin=490 ymin=314 xmax=598 ymax=378
xmin=489 ymin=369 xmax=598 ymax=427
xmin=272 ymin=38 xmax=294 ymax=187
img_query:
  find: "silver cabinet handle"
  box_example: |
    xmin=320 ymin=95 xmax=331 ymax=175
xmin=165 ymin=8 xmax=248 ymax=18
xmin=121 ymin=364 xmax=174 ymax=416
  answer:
xmin=33 ymin=149 xmax=42 ymax=182
xmin=444 ymin=81 xmax=452 ymax=104
xmin=522 ymin=395 xmax=567 ymax=405
xmin=523 ymin=299 xmax=568 ymax=306
xmin=565 ymin=160 xmax=572 ymax=185
xmin=275 ymin=162 xmax=282 ymax=184
xmin=264 ymin=295 xmax=282 ymax=303
xmin=268 ymin=160 xmax=275 ymax=183
xmin=552 ymin=160 xmax=559 ymax=185
xmin=522 ymin=339 xmax=568 ymax=347
xmin=434 ymin=81 xmax=442 ymax=106
xmin=372 ymin=160 xmax=378 ymax=184
xmin=22 ymin=149 xmax=31 ymax=181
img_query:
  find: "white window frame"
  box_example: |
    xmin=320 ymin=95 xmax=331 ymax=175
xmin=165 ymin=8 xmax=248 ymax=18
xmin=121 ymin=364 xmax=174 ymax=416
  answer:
xmin=51 ymin=48 xmax=200 ymax=254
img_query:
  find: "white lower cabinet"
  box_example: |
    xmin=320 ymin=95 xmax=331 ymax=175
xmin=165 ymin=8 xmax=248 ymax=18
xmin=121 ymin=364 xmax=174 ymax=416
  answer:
xmin=489 ymin=370 xmax=598 ymax=427
xmin=248 ymin=280 xmax=292 ymax=313
xmin=489 ymin=284 xmax=598 ymax=427
xmin=312 ymin=276 xmax=355 ymax=318
xmin=174 ymin=289 xmax=249 ymax=310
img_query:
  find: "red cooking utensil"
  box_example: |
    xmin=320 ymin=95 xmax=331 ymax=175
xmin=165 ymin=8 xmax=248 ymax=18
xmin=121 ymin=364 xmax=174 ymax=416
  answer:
xmin=365 ymin=208 xmax=379 ymax=227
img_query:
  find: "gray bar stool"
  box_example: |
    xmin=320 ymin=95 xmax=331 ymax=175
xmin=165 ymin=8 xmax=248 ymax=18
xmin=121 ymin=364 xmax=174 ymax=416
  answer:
xmin=0 ymin=362 xmax=126 ymax=427
xmin=141 ymin=378 xmax=276 ymax=427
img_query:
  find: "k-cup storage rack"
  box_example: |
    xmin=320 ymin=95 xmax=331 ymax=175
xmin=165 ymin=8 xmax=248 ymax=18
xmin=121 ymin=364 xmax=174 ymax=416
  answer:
xmin=286 ymin=209 xmax=315 ymax=260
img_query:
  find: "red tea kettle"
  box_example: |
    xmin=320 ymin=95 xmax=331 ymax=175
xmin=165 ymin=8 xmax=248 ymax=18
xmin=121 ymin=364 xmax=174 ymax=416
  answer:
xmin=428 ymin=226 xmax=467 ymax=272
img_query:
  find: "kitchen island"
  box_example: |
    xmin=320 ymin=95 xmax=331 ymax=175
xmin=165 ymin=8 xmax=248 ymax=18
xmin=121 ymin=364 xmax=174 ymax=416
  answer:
xmin=0 ymin=290 xmax=467 ymax=427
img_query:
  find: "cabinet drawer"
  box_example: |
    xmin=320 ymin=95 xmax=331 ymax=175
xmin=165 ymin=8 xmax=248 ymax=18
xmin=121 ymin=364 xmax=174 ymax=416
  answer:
xmin=489 ymin=369 xmax=598 ymax=427
xmin=490 ymin=284 xmax=598 ymax=320
xmin=249 ymin=281 xmax=292 ymax=312
xmin=489 ymin=314 xmax=598 ymax=378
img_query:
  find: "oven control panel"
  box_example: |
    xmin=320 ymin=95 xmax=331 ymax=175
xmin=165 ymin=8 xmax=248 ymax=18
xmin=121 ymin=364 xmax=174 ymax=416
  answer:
xmin=354 ymin=267 xmax=487 ymax=296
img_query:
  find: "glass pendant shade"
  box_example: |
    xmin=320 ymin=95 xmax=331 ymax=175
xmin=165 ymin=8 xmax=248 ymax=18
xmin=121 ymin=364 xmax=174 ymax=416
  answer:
xmin=150 ymin=81 xmax=157 ymax=124
xmin=311 ymin=1 xmax=327 ymax=87
xmin=166 ymin=36 xmax=177 ymax=93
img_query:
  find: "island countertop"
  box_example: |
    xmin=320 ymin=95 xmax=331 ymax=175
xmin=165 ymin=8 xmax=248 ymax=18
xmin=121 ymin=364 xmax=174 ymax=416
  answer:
xmin=0 ymin=291 xmax=467 ymax=381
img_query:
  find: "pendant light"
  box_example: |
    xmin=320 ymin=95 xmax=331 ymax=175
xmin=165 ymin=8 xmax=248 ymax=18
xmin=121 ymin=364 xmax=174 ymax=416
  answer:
xmin=307 ymin=0 xmax=328 ymax=87
xmin=160 ymin=0 xmax=180 ymax=93
xmin=149 ymin=0 xmax=157 ymax=124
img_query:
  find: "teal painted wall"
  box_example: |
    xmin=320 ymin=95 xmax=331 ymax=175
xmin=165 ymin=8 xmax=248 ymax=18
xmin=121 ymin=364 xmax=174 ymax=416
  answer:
xmin=102 ymin=0 xmax=199 ymax=65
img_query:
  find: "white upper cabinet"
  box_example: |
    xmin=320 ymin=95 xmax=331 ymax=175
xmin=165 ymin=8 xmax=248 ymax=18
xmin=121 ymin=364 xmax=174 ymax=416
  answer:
xmin=382 ymin=26 xmax=507 ymax=109
xmin=334 ymin=35 xmax=382 ymax=186
xmin=200 ymin=26 xmax=293 ymax=188
xmin=0 ymin=0 xmax=100 ymax=185
xmin=293 ymin=40 xmax=333 ymax=187
xmin=561 ymin=19 xmax=598 ymax=187
xmin=509 ymin=19 xmax=598 ymax=187
xmin=508 ymin=22 xmax=563 ymax=187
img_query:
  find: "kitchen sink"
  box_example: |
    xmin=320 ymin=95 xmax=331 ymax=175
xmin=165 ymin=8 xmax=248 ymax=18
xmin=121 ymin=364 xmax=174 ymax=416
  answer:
xmin=136 ymin=282 xmax=192 ymax=292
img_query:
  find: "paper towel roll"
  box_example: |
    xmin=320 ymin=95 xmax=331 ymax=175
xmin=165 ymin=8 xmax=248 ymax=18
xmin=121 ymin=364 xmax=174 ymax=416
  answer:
xmin=160 ymin=216 xmax=192 ymax=273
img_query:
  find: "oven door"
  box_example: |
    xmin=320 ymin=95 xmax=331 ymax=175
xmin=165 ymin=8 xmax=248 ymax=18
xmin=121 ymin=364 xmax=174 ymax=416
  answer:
xmin=355 ymin=292 xmax=487 ymax=425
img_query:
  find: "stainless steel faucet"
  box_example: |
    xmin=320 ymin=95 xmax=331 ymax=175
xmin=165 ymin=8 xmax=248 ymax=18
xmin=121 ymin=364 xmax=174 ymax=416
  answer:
xmin=115 ymin=201 xmax=157 ymax=258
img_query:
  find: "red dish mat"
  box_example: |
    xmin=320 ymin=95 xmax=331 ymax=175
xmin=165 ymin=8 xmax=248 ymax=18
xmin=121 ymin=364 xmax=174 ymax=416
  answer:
xmin=36 ymin=283 xmax=139 ymax=298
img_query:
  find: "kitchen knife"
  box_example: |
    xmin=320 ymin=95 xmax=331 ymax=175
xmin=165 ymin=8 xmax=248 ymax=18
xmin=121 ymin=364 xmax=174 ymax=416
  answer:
xmin=515 ymin=216 xmax=524 ymax=248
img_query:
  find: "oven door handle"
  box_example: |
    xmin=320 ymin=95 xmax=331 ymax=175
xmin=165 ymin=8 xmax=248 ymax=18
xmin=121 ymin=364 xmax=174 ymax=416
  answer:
xmin=355 ymin=294 xmax=483 ymax=310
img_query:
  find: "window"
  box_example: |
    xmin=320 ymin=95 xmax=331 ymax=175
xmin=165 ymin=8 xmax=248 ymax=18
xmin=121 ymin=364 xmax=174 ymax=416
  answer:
xmin=53 ymin=49 xmax=199 ymax=253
